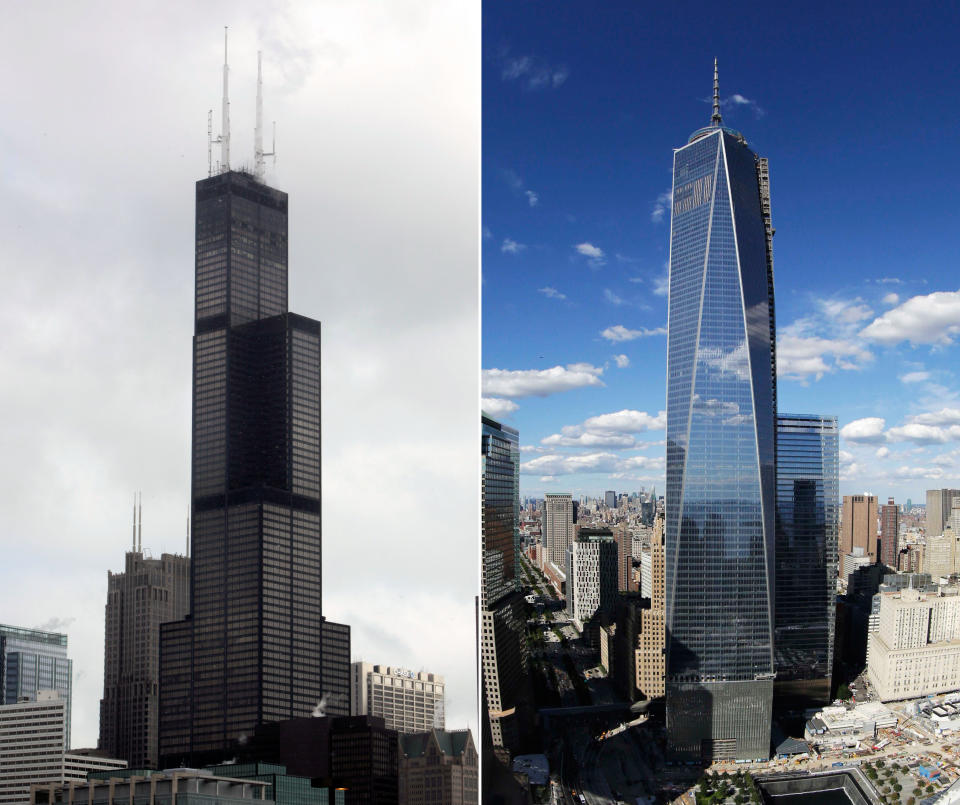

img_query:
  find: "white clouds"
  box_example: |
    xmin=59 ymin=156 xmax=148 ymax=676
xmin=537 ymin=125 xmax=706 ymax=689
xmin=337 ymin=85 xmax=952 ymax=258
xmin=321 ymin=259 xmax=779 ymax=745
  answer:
xmin=500 ymin=54 xmax=569 ymax=90
xmin=502 ymin=169 xmax=539 ymax=208
xmin=574 ymin=242 xmax=606 ymax=268
xmin=652 ymin=274 xmax=669 ymax=296
xmin=776 ymin=334 xmax=873 ymax=380
xmin=882 ymin=293 xmax=900 ymax=306
xmin=651 ymin=189 xmax=672 ymax=223
xmin=720 ymin=93 xmax=764 ymax=118
xmin=860 ymin=290 xmax=960 ymax=345
xmin=600 ymin=324 xmax=667 ymax=342
xmin=538 ymin=408 xmax=665 ymax=451
xmin=481 ymin=363 xmax=604 ymax=398
xmin=892 ymin=465 xmax=947 ymax=481
xmin=909 ymin=408 xmax=960 ymax=426
xmin=876 ymin=446 xmax=890 ymax=458
xmin=538 ymin=286 xmax=566 ymax=300
xmin=521 ymin=451 xmax=664 ymax=476
xmin=840 ymin=417 xmax=887 ymax=443
xmin=887 ymin=423 xmax=953 ymax=444
xmin=612 ymin=354 xmax=630 ymax=368
xmin=501 ymin=238 xmax=525 ymax=254
xmin=525 ymin=190 xmax=539 ymax=207
xmin=899 ymin=370 xmax=930 ymax=384
xmin=604 ymin=289 xmax=626 ymax=306
xmin=481 ymin=397 xmax=518 ymax=418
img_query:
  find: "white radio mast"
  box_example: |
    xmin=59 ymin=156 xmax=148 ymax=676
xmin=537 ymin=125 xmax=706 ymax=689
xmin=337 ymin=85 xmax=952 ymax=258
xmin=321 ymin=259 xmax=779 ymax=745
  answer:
xmin=209 ymin=28 xmax=231 ymax=174
xmin=254 ymin=51 xmax=275 ymax=181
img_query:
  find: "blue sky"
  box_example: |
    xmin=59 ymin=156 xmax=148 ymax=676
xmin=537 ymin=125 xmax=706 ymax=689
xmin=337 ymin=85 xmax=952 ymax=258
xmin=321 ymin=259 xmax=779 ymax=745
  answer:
xmin=482 ymin=0 xmax=960 ymax=503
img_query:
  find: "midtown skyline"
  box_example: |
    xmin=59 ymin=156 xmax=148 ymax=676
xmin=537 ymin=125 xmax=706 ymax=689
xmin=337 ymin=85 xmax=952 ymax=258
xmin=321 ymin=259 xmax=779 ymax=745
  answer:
xmin=0 ymin=1 xmax=478 ymax=747
xmin=482 ymin=1 xmax=960 ymax=503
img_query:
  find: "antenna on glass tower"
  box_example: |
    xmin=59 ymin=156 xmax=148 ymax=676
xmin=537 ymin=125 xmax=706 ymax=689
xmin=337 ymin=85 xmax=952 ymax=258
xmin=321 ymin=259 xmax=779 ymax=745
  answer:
xmin=254 ymin=51 xmax=276 ymax=181
xmin=137 ymin=491 xmax=142 ymax=553
xmin=209 ymin=28 xmax=231 ymax=174
xmin=711 ymin=58 xmax=722 ymax=126
xmin=132 ymin=494 xmax=137 ymax=552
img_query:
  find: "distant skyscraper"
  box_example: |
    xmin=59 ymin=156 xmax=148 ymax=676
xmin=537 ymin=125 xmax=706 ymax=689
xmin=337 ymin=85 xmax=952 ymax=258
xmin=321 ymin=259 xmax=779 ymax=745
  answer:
xmin=99 ymin=542 xmax=190 ymax=768
xmin=0 ymin=625 xmax=72 ymax=748
xmin=351 ymin=663 xmax=445 ymax=734
xmin=158 ymin=154 xmax=348 ymax=757
xmin=774 ymin=414 xmax=839 ymax=709
xmin=544 ymin=494 xmax=574 ymax=568
xmin=840 ymin=495 xmax=878 ymax=562
xmin=664 ymin=63 xmax=777 ymax=762
xmin=604 ymin=490 xmax=616 ymax=509
xmin=926 ymin=489 xmax=960 ymax=538
xmin=479 ymin=414 xmax=526 ymax=759
xmin=880 ymin=497 xmax=900 ymax=568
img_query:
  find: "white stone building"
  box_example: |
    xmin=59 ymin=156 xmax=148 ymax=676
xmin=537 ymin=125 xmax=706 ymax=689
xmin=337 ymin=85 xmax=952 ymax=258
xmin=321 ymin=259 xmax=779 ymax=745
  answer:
xmin=351 ymin=662 xmax=445 ymax=734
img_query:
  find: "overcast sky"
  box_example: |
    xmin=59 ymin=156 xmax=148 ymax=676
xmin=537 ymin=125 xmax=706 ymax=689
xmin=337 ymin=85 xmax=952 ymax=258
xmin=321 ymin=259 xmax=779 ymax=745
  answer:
xmin=1 ymin=1 xmax=478 ymax=748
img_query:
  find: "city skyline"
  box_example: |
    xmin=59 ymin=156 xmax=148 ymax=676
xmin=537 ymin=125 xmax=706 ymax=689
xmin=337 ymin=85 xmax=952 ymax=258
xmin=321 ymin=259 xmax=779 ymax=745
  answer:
xmin=0 ymin=1 xmax=478 ymax=747
xmin=482 ymin=1 xmax=960 ymax=504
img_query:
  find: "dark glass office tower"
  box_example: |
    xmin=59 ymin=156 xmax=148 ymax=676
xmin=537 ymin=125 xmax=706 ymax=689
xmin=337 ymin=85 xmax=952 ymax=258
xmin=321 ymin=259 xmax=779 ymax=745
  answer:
xmin=773 ymin=414 xmax=839 ymax=710
xmin=480 ymin=414 xmax=526 ymax=760
xmin=664 ymin=64 xmax=777 ymax=762
xmin=159 ymin=170 xmax=349 ymax=765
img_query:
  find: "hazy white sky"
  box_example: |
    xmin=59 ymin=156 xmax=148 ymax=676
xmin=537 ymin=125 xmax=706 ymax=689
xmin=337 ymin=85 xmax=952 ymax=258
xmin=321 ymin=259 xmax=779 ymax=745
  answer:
xmin=0 ymin=0 xmax=478 ymax=747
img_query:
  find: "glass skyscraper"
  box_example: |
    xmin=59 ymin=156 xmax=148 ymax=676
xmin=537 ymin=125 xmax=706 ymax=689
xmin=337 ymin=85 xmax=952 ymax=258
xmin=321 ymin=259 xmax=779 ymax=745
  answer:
xmin=158 ymin=170 xmax=349 ymax=765
xmin=664 ymin=64 xmax=777 ymax=762
xmin=774 ymin=414 xmax=839 ymax=709
xmin=0 ymin=625 xmax=72 ymax=748
xmin=480 ymin=413 xmax=526 ymax=759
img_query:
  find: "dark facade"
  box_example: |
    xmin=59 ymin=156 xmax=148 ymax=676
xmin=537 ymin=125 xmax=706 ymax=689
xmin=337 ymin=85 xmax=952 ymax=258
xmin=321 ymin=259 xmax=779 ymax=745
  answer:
xmin=773 ymin=415 xmax=839 ymax=711
xmin=328 ymin=716 xmax=399 ymax=805
xmin=880 ymin=498 xmax=900 ymax=568
xmin=158 ymin=170 xmax=349 ymax=765
xmin=479 ymin=415 xmax=526 ymax=760
xmin=665 ymin=66 xmax=776 ymax=762
xmin=99 ymin=551 xmax=190 ymax=767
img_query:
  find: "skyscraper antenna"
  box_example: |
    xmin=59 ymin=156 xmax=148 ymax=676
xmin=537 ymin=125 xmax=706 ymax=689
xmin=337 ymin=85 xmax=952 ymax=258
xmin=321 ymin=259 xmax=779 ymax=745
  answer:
xmin=138 ymin=491 xmax=142 ymax=553
xmin=254 ymin=51 xmax=275 ymax=181
xmin=222 ymin=27 xmax=231 ymax=171
xmin=711 ymin=58 xmax=722 ymax=126
xmin=132 ymin=495 xmax=137 ymax=552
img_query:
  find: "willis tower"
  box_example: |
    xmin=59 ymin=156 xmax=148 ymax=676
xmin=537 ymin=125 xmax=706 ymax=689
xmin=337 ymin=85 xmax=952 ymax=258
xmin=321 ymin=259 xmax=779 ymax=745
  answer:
xmin=159 ymin=40 xmax=350 ymax=765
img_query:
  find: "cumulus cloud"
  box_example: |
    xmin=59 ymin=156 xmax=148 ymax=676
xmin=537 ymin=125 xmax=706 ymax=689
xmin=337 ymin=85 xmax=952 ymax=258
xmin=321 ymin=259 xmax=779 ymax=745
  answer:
xmin=538 ymin=286 xmax=566 ymax=300
xmin=909 ymin=408 xmax=960 ymax=426
xmin=651 ymin=189 xmax=673 ymax=223
xmin=501 ymin=238 xmax=525 ymax=254
xmin=481 ymin=397 xmax=518 ymax=418
xmin=525 ymin=190 xmax=539 ymax=207
xmin=539 ymin=408 xmax=665 ymax=451
xmin=893 ymin=465 xmax=947 ymax=481
xmin=777 ymin=334 xmax=873 ymax=380
xmin=887 ymin=423 xmax=953 ymax=444
xmin=720 ymin=93 xmax=764 ymax=118
xmin=882 ymin=292 xmax=900 ymax=306
xmin=574 ymin=242 xmax=606 ymax=268
xmin=500 ymin=53 xmax=569 ymax=91
xmin=860 ymin=290 xmax=960 ymax=345
xmin=652 ymin=274 xmax=669 ymax=296
xmin=502 ymin=169 xmax=539 ymax=208
xmin=612 ymin=354 xmax=630 ymax=368
xmin=521 ymin=452 xmax=664 ymax=476
xmin=900 ymin=371 xmax=930 ymax=384
xmin=481 ymin=363 xmax=604 ymax=398
xmin=840 ymin=417 xmax=887 ymax=444
xmin=600 ymin=324 xmax=667 ymax=342
xmin=604 ymin=289 xmax=626 ymax=306
xmin=876 ymin=446 xmax=890 ymax=458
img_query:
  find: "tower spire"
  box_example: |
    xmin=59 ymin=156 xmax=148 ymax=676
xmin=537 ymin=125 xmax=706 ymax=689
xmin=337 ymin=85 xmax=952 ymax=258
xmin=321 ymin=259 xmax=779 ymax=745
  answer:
xmin=221 ymin=27 xmax=231 ymax=171
xmin=253 ymin=51 xmax=276 ymax=182
xmin=711 ymin=58 xmax=722 ymax=126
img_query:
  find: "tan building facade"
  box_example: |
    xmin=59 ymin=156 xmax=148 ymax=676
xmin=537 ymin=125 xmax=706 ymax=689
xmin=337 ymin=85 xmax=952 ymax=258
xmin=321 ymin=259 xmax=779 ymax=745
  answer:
xmin=637 ymin=512 xmax=665 ymax=699
xmin=867 ymin=588 xmax=960 ymax=701
xmin=398 ymin=729 xmax=477 ymax=805
xmin=841 ymin=495 xmax=878 ymax=563
xmin=544 ymin=494 xmax=574 ymax=568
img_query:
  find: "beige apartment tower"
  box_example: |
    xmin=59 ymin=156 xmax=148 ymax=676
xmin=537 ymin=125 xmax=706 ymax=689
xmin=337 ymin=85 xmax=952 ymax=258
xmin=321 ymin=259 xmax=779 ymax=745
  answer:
xmin=351 ymin=662 xmax=445 ymax=734
xmin=840 ymin=495 xmax=878 ymax=563
xmin=637 ymin=511 xmax=665 ymax=699
xmin=927 ymin=489 xmax=960 ymax=539
xmin=544 ymin=494 xmax=574 ymax=568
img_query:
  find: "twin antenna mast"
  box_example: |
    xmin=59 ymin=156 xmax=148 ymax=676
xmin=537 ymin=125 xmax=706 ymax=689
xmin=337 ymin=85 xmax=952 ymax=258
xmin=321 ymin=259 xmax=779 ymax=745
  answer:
xmin=208 ymin=27 xmax=276 ymax=181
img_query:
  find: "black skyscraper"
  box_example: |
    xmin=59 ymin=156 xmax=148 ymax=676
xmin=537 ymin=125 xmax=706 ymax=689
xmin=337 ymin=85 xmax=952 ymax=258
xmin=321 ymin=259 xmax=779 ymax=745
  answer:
xmin=159 ymin=170 xmax=349 ymax=765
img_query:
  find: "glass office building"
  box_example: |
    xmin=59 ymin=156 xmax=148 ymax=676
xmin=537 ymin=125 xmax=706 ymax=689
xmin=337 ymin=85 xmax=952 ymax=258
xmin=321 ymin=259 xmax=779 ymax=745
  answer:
xmin=774 ymin=414 xmax=839 ymax=709
xmin=158 ymin=171 xmax=349 ymax=764
xmin=0 ymin=625 xmax=72 ymax=747
xmin=665 ymin=65 xmax=776 ymax=761
xmin=480 ymin=414 xmax=526 ymax=758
